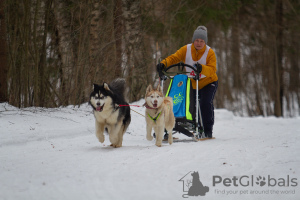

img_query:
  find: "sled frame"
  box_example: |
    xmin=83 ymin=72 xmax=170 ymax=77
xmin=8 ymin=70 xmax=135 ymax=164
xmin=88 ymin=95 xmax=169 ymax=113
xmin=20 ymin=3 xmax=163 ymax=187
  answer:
xmin=159 ymin=62 xmax=204 ymax=139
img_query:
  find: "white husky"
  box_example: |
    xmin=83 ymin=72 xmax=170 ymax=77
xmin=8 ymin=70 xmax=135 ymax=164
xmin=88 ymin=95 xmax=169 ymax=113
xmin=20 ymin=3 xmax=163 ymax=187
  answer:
xmin=144 ymin=84 xmax=175 ymax=147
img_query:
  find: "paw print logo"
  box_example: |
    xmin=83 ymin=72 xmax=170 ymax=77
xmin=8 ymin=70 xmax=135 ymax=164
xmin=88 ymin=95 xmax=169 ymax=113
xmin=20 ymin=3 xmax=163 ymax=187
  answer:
xmin=256 ymin=176 xmax=266 ymax=186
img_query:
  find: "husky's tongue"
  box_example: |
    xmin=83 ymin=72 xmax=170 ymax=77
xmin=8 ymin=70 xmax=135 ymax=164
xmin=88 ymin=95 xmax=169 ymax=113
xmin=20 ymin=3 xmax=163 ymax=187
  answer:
xmin=96 ymin=104 xmax=104 ymax=112
xmin=153 ymin=104 xmax=157 ymax=108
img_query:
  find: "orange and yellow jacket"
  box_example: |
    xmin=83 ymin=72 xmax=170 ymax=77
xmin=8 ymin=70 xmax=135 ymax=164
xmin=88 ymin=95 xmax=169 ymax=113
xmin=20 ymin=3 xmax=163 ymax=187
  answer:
xmin=161 ymin=43 xmax=218 ymax=89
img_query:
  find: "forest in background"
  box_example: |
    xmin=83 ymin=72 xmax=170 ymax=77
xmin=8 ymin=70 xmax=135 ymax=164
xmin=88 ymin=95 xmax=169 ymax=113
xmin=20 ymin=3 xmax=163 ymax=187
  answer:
xmin=0 ymin=0 xmax=299 ymax=117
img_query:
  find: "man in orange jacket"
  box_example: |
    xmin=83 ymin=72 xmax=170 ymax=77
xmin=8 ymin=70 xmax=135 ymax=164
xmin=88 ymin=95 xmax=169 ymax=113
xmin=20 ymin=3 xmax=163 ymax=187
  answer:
xmin=157 ymin=26 xmax=218 ymax=138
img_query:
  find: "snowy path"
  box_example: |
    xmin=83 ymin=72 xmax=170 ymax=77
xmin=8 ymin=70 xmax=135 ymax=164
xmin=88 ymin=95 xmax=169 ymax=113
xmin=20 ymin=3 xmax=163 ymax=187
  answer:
xmin=0 ymin=102 xmax=299 ymax=200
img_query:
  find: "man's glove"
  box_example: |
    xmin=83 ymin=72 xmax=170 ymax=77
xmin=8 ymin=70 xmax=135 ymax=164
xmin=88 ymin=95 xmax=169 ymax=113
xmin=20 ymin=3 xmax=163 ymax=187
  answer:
xmin=156 ymin=63 xmax=166 ymax=80
xmin=195 ymin=63 xmax=202 ymax=74
xmin=156 ymin=63 xmax=165 ymax=73
xmin=193 ymin=63 xmax=202 ymax=80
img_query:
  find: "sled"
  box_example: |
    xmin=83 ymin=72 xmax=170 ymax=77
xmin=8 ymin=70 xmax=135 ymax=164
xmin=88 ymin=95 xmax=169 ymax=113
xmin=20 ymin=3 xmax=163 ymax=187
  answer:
xmin=158 ymin=62 xmax=210 ymax=141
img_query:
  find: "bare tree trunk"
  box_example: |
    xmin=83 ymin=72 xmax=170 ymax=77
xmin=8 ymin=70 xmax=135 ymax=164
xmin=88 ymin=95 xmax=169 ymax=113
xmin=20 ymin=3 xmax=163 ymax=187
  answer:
xmin=289 ymin=29 xmax=300 ymax=114
xmin=23 ymin=1 xmax=30 ymax=107
xmin=113 ymin=0 xmax=123 ymax=78
xmin=122 ymin=0 xmax=144 ymax=101
xmin=274 ymin=0 xmax=283 ymax=117
xmin=38 ymin=0 xmax=52 ymax=107
xmin=73 ymin=2 xmax=91 ymax=105
xmin=231 ymin=14 xmax=242 ymax=89
xmin=32 ymin=0 xmax=42 ymax=106
xmin=89 ymin=0 xmax=102 ymax=83
xmin=53 ymin=0 xmax=75 ymax=105
xmin=89 ymin=0 xmax=117 ymax=84
xmin=0 ymin=0 xmax=8 ymax=102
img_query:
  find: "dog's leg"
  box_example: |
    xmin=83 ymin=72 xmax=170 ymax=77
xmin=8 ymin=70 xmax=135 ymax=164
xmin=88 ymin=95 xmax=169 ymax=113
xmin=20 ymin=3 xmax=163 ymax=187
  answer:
xmin=146 ymin=124 xmax=153 ymax=141
xmin=109 ymin=122 xmax=123 ymax=148
xmin=113 ymin=122 xmax=126 ymax=148
xmin=109 ymin=128 xmax=118 ymax=148
xmin=167 ymin=129 xmax=173 ymax=145
xmin=165 ymin=116 xmax=175 ymax=145
xmin=154 ymin=125 xmax=164 ymax=147
xmin=115 ymin=125 xmax=126 ymax=148
xmin=95 ymin=121 xmax=105 ymax=143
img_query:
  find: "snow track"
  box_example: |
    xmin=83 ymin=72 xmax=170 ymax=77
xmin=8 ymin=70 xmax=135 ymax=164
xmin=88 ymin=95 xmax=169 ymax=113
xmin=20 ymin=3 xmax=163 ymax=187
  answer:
xmin=0 ymin=102 xmax=299 ymax=200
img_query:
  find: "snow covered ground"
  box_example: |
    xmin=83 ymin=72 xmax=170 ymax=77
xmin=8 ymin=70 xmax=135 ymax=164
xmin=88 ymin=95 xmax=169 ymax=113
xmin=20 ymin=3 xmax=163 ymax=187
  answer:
xmin=0 ymin=101 xmax=299 ymax=200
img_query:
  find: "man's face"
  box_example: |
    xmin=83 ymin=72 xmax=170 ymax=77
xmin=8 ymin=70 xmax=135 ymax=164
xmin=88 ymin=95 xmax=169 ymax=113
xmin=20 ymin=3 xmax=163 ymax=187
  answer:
xmin=193 ymin=39 xmax=206 ymax=50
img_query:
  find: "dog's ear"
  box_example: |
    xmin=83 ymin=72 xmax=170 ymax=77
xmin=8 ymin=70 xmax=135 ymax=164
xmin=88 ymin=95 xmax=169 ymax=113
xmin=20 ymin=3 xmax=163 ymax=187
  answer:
xmin=146 ymin=85 xmax=153 ymax=93
xmin=156 ymin=84 xmax=162 ymax=93
xmin=93 ymin=83 xmax=98 ymax=91
xmin=103 ymin=82 xmax=111 ymax=91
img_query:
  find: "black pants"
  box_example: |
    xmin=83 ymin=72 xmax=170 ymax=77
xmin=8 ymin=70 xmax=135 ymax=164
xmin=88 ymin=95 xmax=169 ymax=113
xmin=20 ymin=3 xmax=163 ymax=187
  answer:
xmin=195 ymin=81 xmax=218 ymax=136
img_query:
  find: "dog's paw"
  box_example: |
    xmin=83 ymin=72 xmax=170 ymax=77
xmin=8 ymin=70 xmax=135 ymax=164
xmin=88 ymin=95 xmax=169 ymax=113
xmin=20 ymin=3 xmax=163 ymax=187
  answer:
xmin=97 ymin=135 xmax=105 ymax=143
xmin=110 ymin=144 xmax=122 ymax=148
xmin=168 ymin=137 xmax=173 ymax=145
xmin=146 ymin=134 xmax=153 ymax=141
xmin=155 ymin=140 xmax=162 ymax=147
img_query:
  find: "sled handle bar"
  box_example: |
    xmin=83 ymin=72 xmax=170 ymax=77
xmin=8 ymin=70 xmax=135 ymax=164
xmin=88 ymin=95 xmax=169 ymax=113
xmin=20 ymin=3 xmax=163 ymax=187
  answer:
xmin=159 ymin=62 xmax=201 ymax=80
xmin=164 ymin=62 xmax=196 ymax=73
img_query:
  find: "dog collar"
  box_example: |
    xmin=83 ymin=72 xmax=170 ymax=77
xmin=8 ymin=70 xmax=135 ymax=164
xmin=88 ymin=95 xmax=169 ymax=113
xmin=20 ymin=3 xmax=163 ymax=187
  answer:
xmin=148 ymin=112 xmax=161 ymax=123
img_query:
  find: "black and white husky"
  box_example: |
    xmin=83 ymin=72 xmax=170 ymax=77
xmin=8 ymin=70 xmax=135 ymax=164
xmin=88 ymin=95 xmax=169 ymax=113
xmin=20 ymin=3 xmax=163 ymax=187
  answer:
xmin=89 ymin=79 xmax=131 ymax=148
